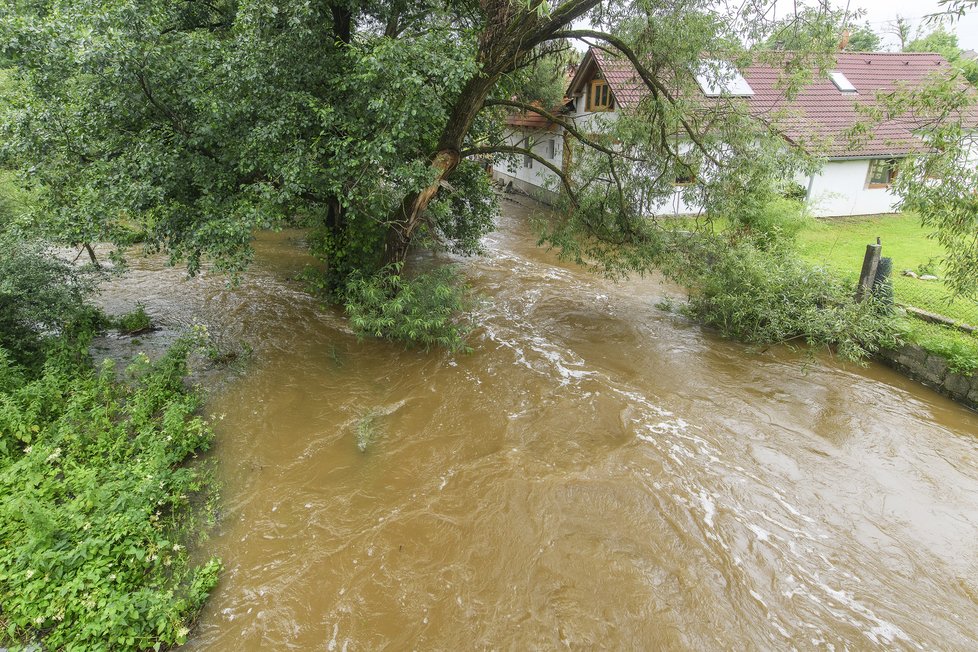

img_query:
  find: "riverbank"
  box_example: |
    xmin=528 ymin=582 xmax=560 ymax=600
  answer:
xmin=0 ymin=320 xmax=220 ymax=650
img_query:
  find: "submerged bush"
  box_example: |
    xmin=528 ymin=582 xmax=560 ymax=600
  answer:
xmin=115 ymin=304 xmax=153 ymax=334
xmin=0 ymin=334 xmax=220 ymax=650
xmin=344 ymin=264 xmax=471 ymax=352
xmin=671 ymin=235 xmax=897 ymax=361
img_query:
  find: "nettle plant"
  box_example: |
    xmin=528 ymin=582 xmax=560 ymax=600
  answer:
xmin=0 ymin=333 xmax=220 ymax=650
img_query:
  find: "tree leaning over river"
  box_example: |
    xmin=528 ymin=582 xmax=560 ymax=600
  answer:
xmin=0 ymin=0 xmax=974 ymax=350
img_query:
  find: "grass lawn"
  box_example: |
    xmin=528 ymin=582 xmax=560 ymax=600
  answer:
xmin=797 ymin=212 xmax=978 ymax=375
xmin=797 ymin=213 xmax=978 ymax=327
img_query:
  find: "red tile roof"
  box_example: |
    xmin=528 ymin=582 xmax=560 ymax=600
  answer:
xmin=575 ymin=48 xmax=977 ymax=159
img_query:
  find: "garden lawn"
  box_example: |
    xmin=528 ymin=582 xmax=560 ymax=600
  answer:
xmin=797 ymin=212 xmax=978 ymax=375
xmin=797 ymin=213 xmax=978 ymax=327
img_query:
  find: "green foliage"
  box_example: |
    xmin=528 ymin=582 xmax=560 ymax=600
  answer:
xmin=501 ymin=44 xmax=574 ymax=108
xmin=344 ymin=265 xmax=472 ymax=352
xmin=115 ymin=304 xmax=153 ymax=335
xmin=0 ymin=231 xmax=100 ymax=368
xmin=355 ymin=410 xmax=381 ymax=452
xmin=845 ymin=24 xmax=883 ymax=52
xmin=898 ymin=318 xmax=978 ymax=376
xmin=727 ymin=197 xmax=812 ymax=250
xmin=916 ymin=257 xmax=940 ymax=277
xmin=905 ymin=27 xmax=960 ymax=60
xmin=0 ymin=333 xmax=219 ymax=650
xmin=418 ymin=161 xmax=498 ymax=257
xmin=673 ymin=236 xmax=897 ymax=361
xmin=760 ymin=8 xmax=864 ymax=51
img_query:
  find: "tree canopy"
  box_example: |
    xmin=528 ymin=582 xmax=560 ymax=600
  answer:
xmin=0 ymin=0 xmax=975 ymax=347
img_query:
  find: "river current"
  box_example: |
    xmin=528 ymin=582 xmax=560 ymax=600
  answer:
xmin=97 ymin=197 xmax=978 ymax=650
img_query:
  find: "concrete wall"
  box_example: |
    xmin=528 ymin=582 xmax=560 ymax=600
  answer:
xmin=805 ymin=159 xmax=901 ymax=217
xmin=879 ymin=343 xmax=978 ymax=410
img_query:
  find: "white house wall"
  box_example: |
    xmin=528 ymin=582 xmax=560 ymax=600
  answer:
xmin=492 ymin=115 xmax=905 ymax=218
xmin=805 ymin=159 xmax=900 ymax=217
xmin=492 ymin=129 xmax=564 ymax=201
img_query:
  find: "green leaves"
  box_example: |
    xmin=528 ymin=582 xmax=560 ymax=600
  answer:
xmin=344 ymin=264 xmax=473 ymax=351
xmin=0 ymin=335 xmax=219 ymax=650
xmin=672 ymin=228 xmax=897 ymax=362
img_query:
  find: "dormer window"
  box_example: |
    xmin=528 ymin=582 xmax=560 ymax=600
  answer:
xmin=829 ymin=71 xmax=857 ymax=93
xmin=587 ymin=79 xmax=613 ymax=111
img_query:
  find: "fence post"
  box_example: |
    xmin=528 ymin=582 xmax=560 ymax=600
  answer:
xmin=855 ymin=241 xmax=882 ymax=302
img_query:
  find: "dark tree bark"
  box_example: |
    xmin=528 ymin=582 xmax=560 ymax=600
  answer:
xmin=381 ymin=0 xmax=601 ymax=267
xmin=331 ymin=4 xmax=353 ymax=44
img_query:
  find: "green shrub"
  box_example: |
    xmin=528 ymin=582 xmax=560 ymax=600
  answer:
xmin=344 ymin=264 xmax=471 ymax=352
xmin=729 ymin=197 xmax=812 ymax=250
xmin=115 ymin=304 xmax=153 ymax=334
xmin=0 ymin=334 xmax=220 ymax=650
xmin=0 ymin=231 xmax=99 ymax=367
xmin=674 ymin=237 xmax=897 ymax=361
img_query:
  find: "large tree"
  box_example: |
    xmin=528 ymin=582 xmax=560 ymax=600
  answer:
xmin=0 ymin=0 xmax=943 ymax=345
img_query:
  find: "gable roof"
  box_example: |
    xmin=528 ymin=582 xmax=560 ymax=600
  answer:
xmin=567 ymin=48 xmax=977 ymax=159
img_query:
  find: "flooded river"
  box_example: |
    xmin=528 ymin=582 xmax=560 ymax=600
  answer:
xmin=99 ymin=197 xmax=978 ymax=650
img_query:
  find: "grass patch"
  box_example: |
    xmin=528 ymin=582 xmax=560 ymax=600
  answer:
xmin=796 ymin=213 xmax=978 ymax=326
xmin=897 ymin=317 xmax=978 ymax=376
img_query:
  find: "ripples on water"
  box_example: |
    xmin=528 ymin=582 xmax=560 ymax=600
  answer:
xmin=98 ymin=198 xmax=978 ymax=650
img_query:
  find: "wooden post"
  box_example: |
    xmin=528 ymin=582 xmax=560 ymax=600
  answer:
xmin=855 ymin=242 xmax=882 ymax=302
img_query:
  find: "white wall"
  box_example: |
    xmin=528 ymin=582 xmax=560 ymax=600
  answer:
xmin=491 ymin=129 xmax=564 ymax=201
xmin=805 ymin=159 xmax=900 ymax=217
xmin=494 ymin=104 xmax=906 ymax=218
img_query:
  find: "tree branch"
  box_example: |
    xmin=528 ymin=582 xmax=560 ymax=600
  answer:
xmin=481 ymin=98 xmax=646 ymax=162
xmin=460 ymin=145 xmax=577 ymax=205
xmin=550 ymin=29 xmax=722 ymax=167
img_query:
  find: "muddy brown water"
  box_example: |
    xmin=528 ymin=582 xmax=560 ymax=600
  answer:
xmin=96 ymin=198 xmax=978 ymax=650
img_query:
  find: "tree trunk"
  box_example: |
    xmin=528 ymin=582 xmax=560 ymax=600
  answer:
xmin=382 ymin=74 xmax=499 ymax=266
xmin=379 ymin=0 xmax=602 ymax=267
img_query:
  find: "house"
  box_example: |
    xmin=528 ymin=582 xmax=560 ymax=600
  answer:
xmin=492 ymin=48 xmax=972 ymax=217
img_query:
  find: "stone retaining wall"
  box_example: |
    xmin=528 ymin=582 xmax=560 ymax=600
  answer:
xmin=878 ymin=343 xmax=978 ymax=410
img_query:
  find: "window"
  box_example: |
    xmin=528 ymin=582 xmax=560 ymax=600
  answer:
xmin=674 ymin=163 xmax=697 ymax=186
xmin=522 ymin=139 xmax=533 ymax=169
xmin=695 ymin=60 xmax=754 ymax=97
xmin=547 ymin=139 xmax=556 ymax=159
xmin=829 ymin=71 xmax=857 ymax=93
xmin=588 ymin=79 xmax=613 ymax=111
xmin=867 ymin=159 xmax=898 ymax=188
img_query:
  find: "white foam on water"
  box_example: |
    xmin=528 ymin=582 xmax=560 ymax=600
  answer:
xmin=699 ymin=490 xmax=717 ymax=528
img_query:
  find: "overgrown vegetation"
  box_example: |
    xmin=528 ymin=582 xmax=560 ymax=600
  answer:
xmin=796 ymin=212 xmax=978 ymax=367
xmin=114 ymin=304 xmax=153 ymax=335
xmin=897 ymin=319 xmax=978 ymax=376
xmin=662 ymin=220 xmax=898 ymax=362
xmin=0 ymin=329 xmax=220 ymax=650
xmin=344 ymin=264 xmax=472 ymax=352
xmin=0 ymin=150 xmax=219 ymax=650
